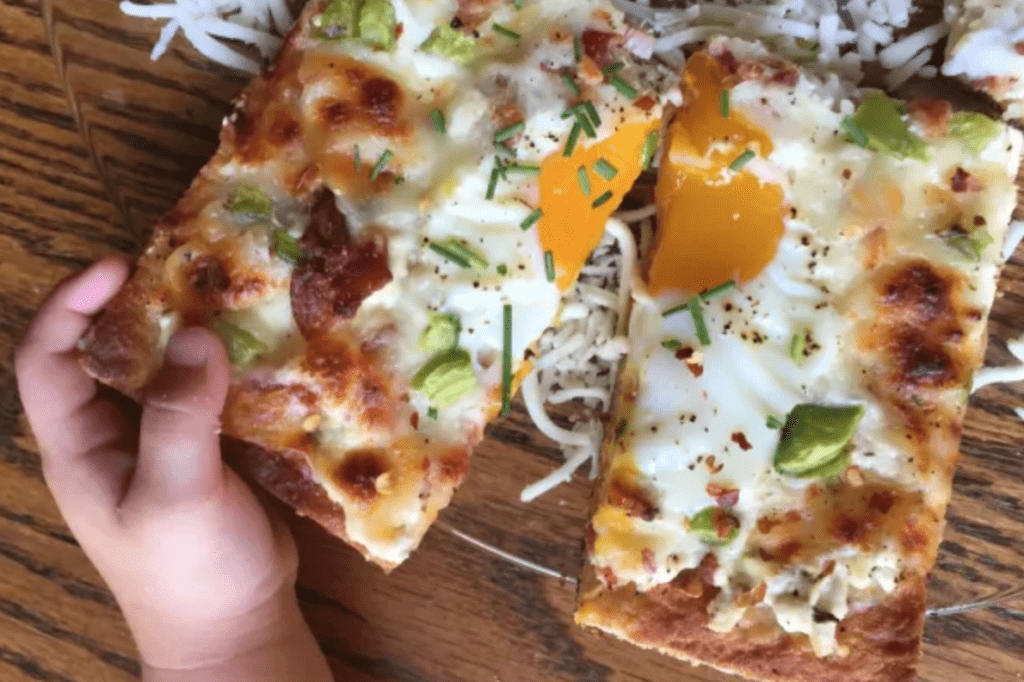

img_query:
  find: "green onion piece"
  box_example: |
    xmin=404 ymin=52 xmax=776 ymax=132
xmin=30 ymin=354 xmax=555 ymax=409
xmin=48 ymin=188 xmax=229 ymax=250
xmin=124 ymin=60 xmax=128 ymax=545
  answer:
xmin=497 ymin=263 xmax=508 ymax=275
xmin=445 ymin=239 xmax=489 ymax=269
xmin=495 ymin=121 xmax=525 ymax=143
xmin=944 ymin=228 xmax=994 ymax=262
xmin=573 ymin=36 xmax=581 ymax=62
xmin=594 ymin=158 xmax=618 ymax=180
xmin=520 ymin=207 xmax=543 ymax=231
xmin=661 ymin=300 xmax=690 ymax=318
xmin=729 ymin=149 xmax=755 ymax=172
xmin=720 ymin=89 xmax=730 ymax=118
xmin=501 ymin=303 xmax=513 ymax=416
xmin=774 ymin=404 xmax=864 ymax=478
xmin=544 ymin=250 xmax=555 ymax=282
xmin=602 ymin=61 xmax=625 ymax=76
xmin=949 ymin=112 xmax=1000 ymax=152
xmin=357 ymin=0 xmax=397 ymax=50
xmin=428 ymin=241 xmax=471 ymax=268
xmin=609 ymin=76 xmax=637 ymax=99
xmin=431 ymin=108 xmax=446 ymax=133
xmin=370 ymin=149 xmax=393 ymax=180
xmin=662 ymin=339 xmax=681 ymax=350
xmin=504 ymin=164 xmax=541 ymax=175
xmin=841 ymin=115 xmax=868 ymax=148
xmin=563 ymin=121 xmax=582 ymax=157
xmin=228 ymin=184 xmax=273 ymax=217
xmin=494 ymin=143 xmax=516 ymax=159
xmin=766 ymin=414 xmax=784 ymax=429
xmin=420 ymin=312 xmax=461 ymax=352
xmin=353 ymin=144 xmax=361 ymax=171
xmin=700 ymin=279 xmax=735 ymax=301
xmin=577 ymin=166 xmax=591 ymax=195
xmin=420 ymin=25 xmax=477 ymax=63
xmin=211 ymin=320 xmax=267 ymax=366
xmin=272 ymin=231 xmax=303 ymax=264
xmin=849 ymin=93 xmax=929 ymax=160
xmin=575 ymin=110 xmax=597 ymax=138
xmin=561 ymin=73 xmax=580 ymax=97
xmin=582 ymin=100 xmax=601 ymax=127
xmin=688 ymin=298 xmax=711 ymax=346
xmin=427 ymin=406 xmax=438 ymax=420
xmin=641 ymin=130 xmax=659 ymax=169
xmin=790 ymin=332 xmax=806 ymax=361
xmin=486 ymin=166 xmax=501 ymax=199
xmin=410 ymin=347 xmax=477 ymax=408
xmin=592 ymin=190 xmax=613 ymax=208
xmin=494 ymin=155 xmax=509 ymax=180
xmin=492 ymin=23 xmax=520 ymax=40
xmin=318 ymin=0 xmax=359 ymax=39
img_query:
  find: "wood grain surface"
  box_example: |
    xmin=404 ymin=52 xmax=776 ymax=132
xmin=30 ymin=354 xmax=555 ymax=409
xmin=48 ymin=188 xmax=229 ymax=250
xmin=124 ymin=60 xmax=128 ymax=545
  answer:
xmin=1 ymin=1 xmax=1023 ymax=680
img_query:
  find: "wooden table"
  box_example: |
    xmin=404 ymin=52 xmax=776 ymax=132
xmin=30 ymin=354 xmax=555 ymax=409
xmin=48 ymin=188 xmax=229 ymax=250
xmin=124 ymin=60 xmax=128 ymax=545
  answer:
xmin=1 ymin=1 xmax=1023 ymax=680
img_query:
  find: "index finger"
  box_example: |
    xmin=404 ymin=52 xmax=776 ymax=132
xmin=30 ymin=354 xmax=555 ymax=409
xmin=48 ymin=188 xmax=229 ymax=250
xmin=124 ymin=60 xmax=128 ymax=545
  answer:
xmin=15 ymin=257 xmax=130 ymax=461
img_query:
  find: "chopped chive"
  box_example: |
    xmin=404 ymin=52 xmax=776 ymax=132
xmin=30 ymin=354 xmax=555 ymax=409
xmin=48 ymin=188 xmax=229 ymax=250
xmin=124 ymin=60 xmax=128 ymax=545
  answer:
xmin=353 ymin=144 xmax=361 ymax=172
xmin=789 ymin=332 xmax=806 ymax=361
xmin=494 ymin=155 xmax=508 ymax=180
xmin=497 ymin=263 xmax=508 ymax=275
xmin=495 ymin=121 xmax=525 ymax=143
xmin=575 ymin=110 xmax=597 ymax=138
xmin=841 ymin=115 xmax=869 ymax=148
xmin=641 ymin=130 xmax=659 ymax=169
xmin=428 ymin=241 xmax=471 ymax=268
xmin=427 ymin=406 xmax=438 ymax=420
xmin=688 ymin=298 xmax=711 ymax=346
xmin=370 ymin=149 xmax=393 ymax=181
xmin=431 ymin=108 xmax=446 ymax=133
xmin=719 ymin=89 xmax=730 ymax=118
xmin=594 ymin=158 xmax=618 ymax=180
xmin=272 ymin=231 xmax=303 ymax=263
xmin=520 ymin=207 xmax=543 ymax=230
xmin=700 ymin=279 xmax=735 ymax=301
xmin=729 ymin=149 xmax=755 ymax=172
xmin=504 ymin=164 xmax=541 ymax=175
xmin=573 ymin=35 xmax=581 ymax=62
xmin=544 ymin=250 xmax=555 ymax=282
xmin=560 ymin=73 xmax=580 ymax=97
xmin=446 ymin=239 xmax=488 ymax=268
xmin=766 ymin=414 xmax=783 ymax=429
xmin=592 ymin=190 xmax=613 ymax=208
xmin=602 ymin=61 xmax=625 ymax=76
xmin=493 ymin=23 xmax=520 ymax=40
xmin=609 ymin=75 xmax=638 ymax=99
xmin=662 ymin=339 xmax=681 ymax=350
xmin=501 ymin=303 xmax=513 ymax=416
xmin=563 ymin=121 xmax=581 ymax=156
xmin=561 ymin=106 xmax=577 ymax=119
xmin=494 ymin=143 xmax=516 ymax=159
xmin=394 ymin=175 xmax=405 ymax=185
xmin=486 ymin=166 xmax=501 ymax=199
xmin=661 ymin=300 xmax=691 ymax=318
xmin=577 ymin=166 xmax=591 ymax=195
xmin=582 ymin=100 xmax=601 ymax=127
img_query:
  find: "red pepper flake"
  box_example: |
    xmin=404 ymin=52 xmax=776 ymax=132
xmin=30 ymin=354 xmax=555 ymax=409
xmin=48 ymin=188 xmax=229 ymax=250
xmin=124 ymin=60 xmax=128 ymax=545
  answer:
xmin=950 ymin=167 xmax=980 ymax=193
xmin=706 ymin=481 xmax=740 ymax=508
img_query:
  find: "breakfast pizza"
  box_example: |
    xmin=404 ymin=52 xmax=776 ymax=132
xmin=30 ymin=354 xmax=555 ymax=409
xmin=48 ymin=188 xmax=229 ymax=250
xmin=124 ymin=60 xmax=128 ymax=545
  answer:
xmin=577 ymin=37 xmax=1023 ymax=681
xmin=81 ymin=0 xmax=674 ymax=569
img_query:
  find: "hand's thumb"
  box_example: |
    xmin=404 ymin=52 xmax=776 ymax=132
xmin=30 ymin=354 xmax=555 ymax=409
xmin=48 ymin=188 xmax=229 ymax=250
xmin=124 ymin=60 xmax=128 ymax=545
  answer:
xmin=132 ymin=327 xmax=230 ymax=506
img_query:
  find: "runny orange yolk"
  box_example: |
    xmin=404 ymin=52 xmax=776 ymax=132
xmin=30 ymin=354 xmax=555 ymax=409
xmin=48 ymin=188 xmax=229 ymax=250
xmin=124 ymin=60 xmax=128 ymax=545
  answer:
xmin=538 ymin=119 xmax=659 ymax=290
xmin=648 ymin=52 xmax=785 ymax=296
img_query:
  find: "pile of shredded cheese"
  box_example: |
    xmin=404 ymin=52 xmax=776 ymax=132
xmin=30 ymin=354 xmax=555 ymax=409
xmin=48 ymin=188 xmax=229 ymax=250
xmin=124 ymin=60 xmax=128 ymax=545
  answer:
xmin=120 ymin=0 xmax=294 ymax=73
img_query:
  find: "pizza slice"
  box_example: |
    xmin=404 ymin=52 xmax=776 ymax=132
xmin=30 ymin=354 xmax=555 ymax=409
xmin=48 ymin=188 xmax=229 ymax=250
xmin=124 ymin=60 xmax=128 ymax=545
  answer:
xmin=578 ymin=38 xmax=1022 ymax=680
xmin=943 ymin=0 xmax=1024 ymax=118
xmin=81 ymin=0 xmax=675 ymax=569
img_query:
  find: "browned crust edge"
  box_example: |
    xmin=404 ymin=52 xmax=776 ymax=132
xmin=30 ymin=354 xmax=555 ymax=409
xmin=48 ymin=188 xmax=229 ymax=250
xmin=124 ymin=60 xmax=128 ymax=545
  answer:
xmin=577 ymin=566 xmax=924 ymax=682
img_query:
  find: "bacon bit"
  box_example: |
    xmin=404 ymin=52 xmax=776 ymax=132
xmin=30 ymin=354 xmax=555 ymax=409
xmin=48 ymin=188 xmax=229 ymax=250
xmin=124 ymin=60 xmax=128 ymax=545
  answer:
xmin=820 ymin=559 xmax=836 ymax=578
xmin=634 ymin=94 xmax=656 ymax=111
xmin=599 ymin=566 xmax=618 ymax=589
xmin=409 ymin=411 xmax=420 ymax=430
xmin=1016 ymin=42 xmax=1024 ymax=56
xmin=902 ymin=515 xmax=930 ymax=552
xmin=950 ymin=167 xmax=981 ymax=193
xmin=581 ymin=29 xmax=622 ymax=68
xmin=974 ymin=215 xmax=987 ymax=227
xmin=641 ymin=548 xmax=657 ymax=574
xmin=712 ymin=507 xmax=740 ymax=539
xmin=908 ymin=99 xmax=951 ymax=137
xmin=704 ymin=455 xmax=724 ymax=474
xmin=731 ymin=432 xmax=752 ymax=451
xmin=679 ymin=573 xmax=704 ymax=598
xmin=675 ymin=346 xmax=704 ymax=377
xmin=695 ymin=553 xmax=719 ymax=583
xmin=706 ymin=482 xmax=740 ymax=508
xmin=715 ymin=49 xmax=739 ymax=75
xmin=607 ymin=479 xmax=658 ymax=521
xmin=301 ymin=414 xmax=321 ymax=433
xmin=769 ymin=66 xmax=799 ymax=87
xmin=757 ymin=516 xmax=777 ymax=534
xmin=831 ymin=514 xmax=866 ymax=543
xmin=759 ymin=540 xmax=801 ymax=564
xmin=843 ymin=465 xmax=865 ymax=487
xmin=751 ymin=581 xmax=767 ymax=604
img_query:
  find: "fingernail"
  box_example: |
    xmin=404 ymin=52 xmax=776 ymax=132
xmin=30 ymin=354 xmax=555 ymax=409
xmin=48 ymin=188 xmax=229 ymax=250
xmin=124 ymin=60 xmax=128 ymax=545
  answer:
xmin=67 ymin=258 xmax=129 ymax=314
xmin=165 ymin=329 xmax=211 ymax=367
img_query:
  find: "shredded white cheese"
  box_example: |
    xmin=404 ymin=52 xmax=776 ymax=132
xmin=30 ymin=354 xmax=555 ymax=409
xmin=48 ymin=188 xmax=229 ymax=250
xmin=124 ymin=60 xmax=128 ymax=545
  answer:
xmin=120 ymin=0 xmax=294 ymax=72
xmin=973 ymin=336 xmax=1024 ymax=391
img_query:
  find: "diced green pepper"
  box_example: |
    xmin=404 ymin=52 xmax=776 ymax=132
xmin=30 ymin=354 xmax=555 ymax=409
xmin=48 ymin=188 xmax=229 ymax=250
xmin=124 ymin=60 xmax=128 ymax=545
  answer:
xmin=689 ymin=506 xmax=740 ymax=545
xmin=773 ymin=403 xmax=864 ymax=478
xmin=318 ymin=0 xmax=360 ymax=39
xmin=949 ymin=111 xmax=1000 ymax=153
xmin=419 ymin=313 xmax=461 ymax=353
xmin=211 ymin=320 xmax=267 ymax=366
xmin=410 ymin=347 xmax=477 ymax=407
xmin=420 ymin=25 xmax=477 ymax=64
xmin=228 ymin=184 xmax=272 ymax=217
xmin=849 ymin=93 xmax=929 ymax=161
xmin=944 ymin=228 xmax=994 ymax=262
xmin=358 ymin=0 xmax=396 ymax=50
xmin=272 ymin=231 xmax=303 ymax=264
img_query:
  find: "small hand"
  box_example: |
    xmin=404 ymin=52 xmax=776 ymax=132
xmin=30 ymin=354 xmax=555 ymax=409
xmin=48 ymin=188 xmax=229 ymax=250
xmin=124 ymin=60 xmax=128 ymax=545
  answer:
xmin=15 ymin=258 xmax=331 ymax=680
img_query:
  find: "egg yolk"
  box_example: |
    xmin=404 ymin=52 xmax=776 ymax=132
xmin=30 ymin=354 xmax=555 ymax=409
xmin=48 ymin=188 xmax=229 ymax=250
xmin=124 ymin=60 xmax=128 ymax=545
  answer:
xmin=539 ymin=119 xmax=660 ymax=290
xmin=648 ymin=52 xmax=785 ymax=296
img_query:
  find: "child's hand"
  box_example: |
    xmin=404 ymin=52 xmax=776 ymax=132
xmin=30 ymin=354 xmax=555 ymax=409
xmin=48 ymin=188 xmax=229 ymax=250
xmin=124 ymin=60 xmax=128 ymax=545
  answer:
xmin=15 ymin=259 xmax=332 ymax=680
